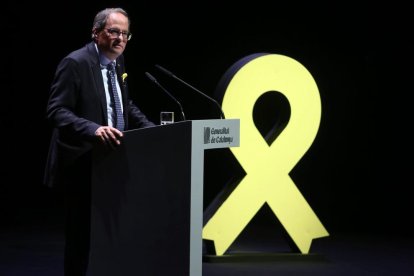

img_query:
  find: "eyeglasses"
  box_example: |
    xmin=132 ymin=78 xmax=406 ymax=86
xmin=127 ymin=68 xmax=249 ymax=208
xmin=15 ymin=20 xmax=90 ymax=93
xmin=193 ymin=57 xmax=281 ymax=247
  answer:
xmin=105 ymin=28 xmax=132 ymax=41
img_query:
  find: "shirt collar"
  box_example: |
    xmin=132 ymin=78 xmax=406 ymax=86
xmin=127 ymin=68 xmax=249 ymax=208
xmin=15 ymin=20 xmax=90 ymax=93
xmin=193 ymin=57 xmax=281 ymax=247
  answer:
xmin=94 ymin=43 xmax=115 ymax=68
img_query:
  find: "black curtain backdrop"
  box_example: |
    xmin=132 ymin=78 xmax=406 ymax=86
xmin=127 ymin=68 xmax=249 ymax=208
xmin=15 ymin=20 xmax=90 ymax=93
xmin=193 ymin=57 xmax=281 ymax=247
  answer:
xmin=4 ymin=1 xmax=412 ymax=239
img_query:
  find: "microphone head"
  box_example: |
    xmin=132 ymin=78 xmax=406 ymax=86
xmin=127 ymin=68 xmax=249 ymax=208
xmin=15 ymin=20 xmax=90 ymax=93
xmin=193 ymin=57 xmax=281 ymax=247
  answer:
xmin=145 ymin=72 xmax=157 ymax=83
xmin=155 ymin=64 xmax=174 ymax=77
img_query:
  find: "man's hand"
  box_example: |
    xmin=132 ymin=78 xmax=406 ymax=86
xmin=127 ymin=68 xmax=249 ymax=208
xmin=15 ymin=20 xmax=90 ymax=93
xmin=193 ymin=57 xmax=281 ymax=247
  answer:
xmin=95 ymin=126 xmax=123 ymax=149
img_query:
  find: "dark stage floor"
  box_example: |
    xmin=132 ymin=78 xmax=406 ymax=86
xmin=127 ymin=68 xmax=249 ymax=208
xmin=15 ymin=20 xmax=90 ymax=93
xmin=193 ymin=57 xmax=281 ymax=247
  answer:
xmin=1 ymin=215 xmax=412 ymax=276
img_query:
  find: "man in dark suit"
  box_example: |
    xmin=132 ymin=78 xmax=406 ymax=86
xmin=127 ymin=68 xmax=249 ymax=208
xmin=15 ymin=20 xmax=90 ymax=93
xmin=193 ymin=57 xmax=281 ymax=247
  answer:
xmin=44 ymin=7 xmax=155 ymax=276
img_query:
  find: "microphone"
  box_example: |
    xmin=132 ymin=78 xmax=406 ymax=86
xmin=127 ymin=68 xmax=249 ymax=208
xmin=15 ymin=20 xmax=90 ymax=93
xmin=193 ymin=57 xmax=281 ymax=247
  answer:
xmin=145 ymin=72 xmax=186 ymax=122
xmin=155 ymin=64 xmax=225 ymax=119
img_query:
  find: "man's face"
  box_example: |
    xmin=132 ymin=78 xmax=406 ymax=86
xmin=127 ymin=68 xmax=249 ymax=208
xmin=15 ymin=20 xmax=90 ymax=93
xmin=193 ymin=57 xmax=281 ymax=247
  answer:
xmin=95 ymin=12 xmax=130 ymax=60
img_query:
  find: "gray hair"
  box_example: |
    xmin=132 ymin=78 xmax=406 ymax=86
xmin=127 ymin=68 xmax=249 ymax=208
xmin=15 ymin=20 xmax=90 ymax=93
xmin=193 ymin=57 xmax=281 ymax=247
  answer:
xmin=92 ymin=8 xmax=130 ymax=38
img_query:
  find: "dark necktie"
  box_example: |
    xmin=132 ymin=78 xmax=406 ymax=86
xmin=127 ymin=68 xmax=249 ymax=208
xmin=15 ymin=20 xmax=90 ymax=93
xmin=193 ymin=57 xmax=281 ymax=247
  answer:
xmin=107 ymin=62 xmax=125 ymax=131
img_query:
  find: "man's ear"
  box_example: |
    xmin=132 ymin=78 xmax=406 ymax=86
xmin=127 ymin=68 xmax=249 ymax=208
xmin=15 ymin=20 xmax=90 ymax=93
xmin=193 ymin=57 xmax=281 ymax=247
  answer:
xmin=91 ymin=29 xmax=97 ymax=39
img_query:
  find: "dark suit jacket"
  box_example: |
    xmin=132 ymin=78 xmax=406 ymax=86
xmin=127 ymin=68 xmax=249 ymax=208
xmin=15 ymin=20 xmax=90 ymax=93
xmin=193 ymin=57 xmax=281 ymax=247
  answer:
xmin=44 ymin=42 xmax=155 ymax=187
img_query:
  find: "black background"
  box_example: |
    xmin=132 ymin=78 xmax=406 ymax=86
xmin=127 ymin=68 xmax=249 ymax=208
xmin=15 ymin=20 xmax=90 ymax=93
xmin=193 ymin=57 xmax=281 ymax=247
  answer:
xmin=3 ymin=1 xmax=412 ymax=239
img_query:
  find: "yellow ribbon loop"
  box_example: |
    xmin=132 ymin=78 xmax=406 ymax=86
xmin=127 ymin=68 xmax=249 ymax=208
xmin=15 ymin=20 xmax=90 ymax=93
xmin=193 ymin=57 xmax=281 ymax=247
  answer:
xmin=203 ymin=54 xmax=329 ymax=255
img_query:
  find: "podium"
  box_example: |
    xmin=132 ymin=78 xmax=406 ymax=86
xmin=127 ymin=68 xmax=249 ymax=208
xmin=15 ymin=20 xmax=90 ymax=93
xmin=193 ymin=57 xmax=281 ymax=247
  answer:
xmin=89 ymin=119 xmax=239 ymax=276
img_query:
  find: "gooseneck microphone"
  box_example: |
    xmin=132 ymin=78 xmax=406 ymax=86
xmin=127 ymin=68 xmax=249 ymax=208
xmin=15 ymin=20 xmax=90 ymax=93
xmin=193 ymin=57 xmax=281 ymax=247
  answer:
xmin=145 ymin=72 xmax=186 ymax=122
xmin=155 ymin=64 xmax=225 ymax=119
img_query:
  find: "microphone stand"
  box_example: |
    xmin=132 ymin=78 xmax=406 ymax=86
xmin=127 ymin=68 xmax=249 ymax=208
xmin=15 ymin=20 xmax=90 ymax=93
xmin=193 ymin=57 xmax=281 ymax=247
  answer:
xmin=145 ymin=72 xmax=186 ymax=122
xmin=155 ymin=65 xmax=225 ymax=119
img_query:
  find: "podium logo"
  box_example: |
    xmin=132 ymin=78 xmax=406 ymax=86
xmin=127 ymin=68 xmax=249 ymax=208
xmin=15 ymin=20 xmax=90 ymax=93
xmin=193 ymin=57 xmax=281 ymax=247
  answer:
xmin=204 ymin=127 xmax=211 ymax=144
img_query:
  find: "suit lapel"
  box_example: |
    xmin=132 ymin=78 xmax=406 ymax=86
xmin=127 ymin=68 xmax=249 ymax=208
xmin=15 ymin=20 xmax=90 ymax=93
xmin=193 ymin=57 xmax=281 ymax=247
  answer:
xmin=87 ymin=43 xmax=108 ymax=125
